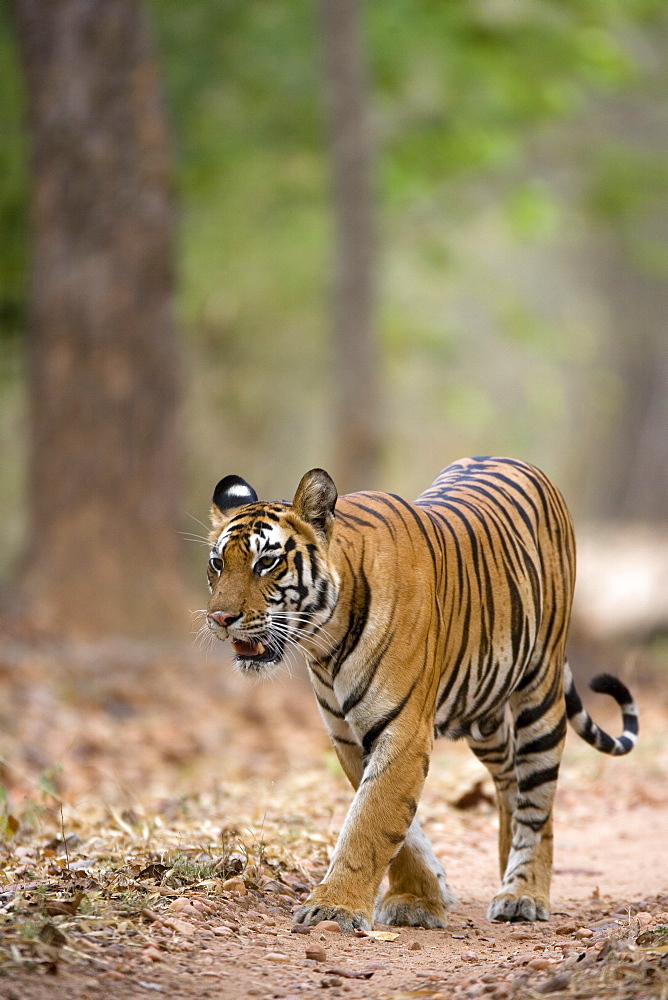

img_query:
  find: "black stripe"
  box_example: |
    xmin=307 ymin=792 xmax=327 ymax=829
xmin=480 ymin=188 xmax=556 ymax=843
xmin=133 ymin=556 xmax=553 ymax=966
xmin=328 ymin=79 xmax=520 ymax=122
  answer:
xmin=506 ymin=571 xmax=526 ymax=665
xmin=303 ymin=577 xmax=330 ymax=614
xmin=343 ymin=498 xmax=397 ymax=540
xmin=309 ymin=664 xmax=333 ymax=688
xmin=292 ymin=550 xmax=308 ymax=602
xmin=306 ymin=543 xmax=319 ymax=581
xmin=386 ymin=494 xmax=441 ymax=575
xmin=564 ymin=678 xmax=582 ymax=720
xmin=516 ymin=670 xmax=562 ymax=729
xmin=334 ymin=510 xmax=376 ymax=529
xmin=449 ymin=669 xmax=471 ymax=721
xmin=436 ymin=603 xmax=470 ymax=712
xmin=470 ymin=746 xmax=507 ymax=764
xmin=315 ymin=692 xmax=345 ymax=719
xmin=517 ymin=715 xmax=566 ymax=757
xmin=515 ymin=815 xmax=548 ymax=832
xmin=440 ymin=480 xmax=527 ymax=550
xmin=362 ymin=679 xmax=418 ymax=757
xmin=419 ymin=506 xmax=464 ymax=585
xmin=518 ymin=763 xmax=560 ymax=794
xmin=332 ymin=735 xmax=358 ymax=747
xmin=341 ymin=630 xmax=394 ymax=715
xmin=330 ymin=555 xmax=370 ymax=678
xmin=593 ymin=730 xmax=616 ymax=754
xmin=253 ymin=520 xmax=278 ymax=533
xmin=471 ymin=660 xmax=503 ymax=716
xmin=481 ymin=472 xmax=539 ymax=542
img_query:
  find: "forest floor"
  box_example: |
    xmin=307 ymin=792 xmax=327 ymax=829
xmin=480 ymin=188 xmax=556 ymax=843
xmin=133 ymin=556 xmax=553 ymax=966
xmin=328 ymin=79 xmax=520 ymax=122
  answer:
xmin=1 ymin=635 xmax=667 ymax=1000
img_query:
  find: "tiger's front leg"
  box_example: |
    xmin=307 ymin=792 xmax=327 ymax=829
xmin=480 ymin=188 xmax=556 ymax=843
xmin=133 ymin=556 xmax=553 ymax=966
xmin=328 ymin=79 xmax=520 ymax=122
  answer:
xmin=375 ymin=814 xmax=456 ymax=928
xmin=294 ymin=721 xmax=435 ymax=932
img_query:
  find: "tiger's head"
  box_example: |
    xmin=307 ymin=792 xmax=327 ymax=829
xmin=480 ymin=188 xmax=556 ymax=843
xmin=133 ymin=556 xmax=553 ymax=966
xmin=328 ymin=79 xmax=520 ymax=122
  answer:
xmin=206 ymin=469 xmax=339 ymax=674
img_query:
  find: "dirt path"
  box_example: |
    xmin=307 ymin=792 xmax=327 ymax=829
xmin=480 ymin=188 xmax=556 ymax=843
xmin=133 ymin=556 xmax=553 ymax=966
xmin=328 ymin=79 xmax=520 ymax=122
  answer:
xmin=1 ymin=642 xmax=667 ymax=999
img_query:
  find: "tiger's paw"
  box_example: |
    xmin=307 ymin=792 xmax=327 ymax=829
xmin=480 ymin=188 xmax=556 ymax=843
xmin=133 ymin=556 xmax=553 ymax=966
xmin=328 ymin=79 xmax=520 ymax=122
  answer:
xmin=487 ymin=892 xmax=550 ymax=923
xmin=293 ymin=900 xmax=371 ymax=933
xmin=375 ymin=892 xmax=450 ymax=929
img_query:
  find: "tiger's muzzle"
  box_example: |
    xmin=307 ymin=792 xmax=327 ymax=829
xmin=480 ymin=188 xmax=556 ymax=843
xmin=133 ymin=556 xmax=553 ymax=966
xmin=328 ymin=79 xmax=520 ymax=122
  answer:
xmin=206 ymin=612 xmax=285 ymax=668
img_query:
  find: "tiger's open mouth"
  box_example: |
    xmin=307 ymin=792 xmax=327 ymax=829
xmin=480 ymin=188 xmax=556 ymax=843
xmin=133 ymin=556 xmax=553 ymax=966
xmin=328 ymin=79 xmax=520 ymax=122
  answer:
xmin=231 ymin=636 xmax=283 ymax=664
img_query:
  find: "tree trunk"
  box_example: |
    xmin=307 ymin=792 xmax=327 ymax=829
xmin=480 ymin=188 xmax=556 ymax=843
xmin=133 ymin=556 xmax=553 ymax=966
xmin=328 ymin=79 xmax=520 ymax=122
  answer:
xmin=321 ymin=0 xmax=382 ymax=493
xmin=588 ymin=247 xmax=668 ymax=521
xmin=9 ymin=0 xmax=186 ymax=637
xmin=573 ymin=70 xmax=668 ymax=525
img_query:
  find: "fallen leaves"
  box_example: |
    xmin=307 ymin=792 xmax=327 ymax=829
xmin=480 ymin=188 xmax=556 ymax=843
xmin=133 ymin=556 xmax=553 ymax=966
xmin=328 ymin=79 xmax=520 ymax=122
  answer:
xmin=38 ymin=922 xmax=67 ymax=947
xmin=0 ymin=812 xmax=19 ymax=840
xmin=2 ymin=640 xmax=668 ymax=1000
xmin=136 ymin=862 xmax=170 ymax=881
xmin=44 ymin=890 xmax=85 ymax=916
xmin=0 ymin=815 xmax=308 ymax=975
xmin=636 ymin=924 xmax=668 ymax=954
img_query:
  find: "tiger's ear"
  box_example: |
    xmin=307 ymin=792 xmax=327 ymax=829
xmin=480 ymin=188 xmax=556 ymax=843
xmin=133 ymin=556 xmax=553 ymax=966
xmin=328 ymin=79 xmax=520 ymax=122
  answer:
xmin=210 ymin=475 xmax=258 ymax=532
xmin=293 ymin=469 xmax=337 ymax=542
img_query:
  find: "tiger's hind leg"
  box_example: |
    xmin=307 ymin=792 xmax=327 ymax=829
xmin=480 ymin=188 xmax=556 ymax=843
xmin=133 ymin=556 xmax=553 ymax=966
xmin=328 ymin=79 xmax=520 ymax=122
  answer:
xmin=465 ymin=708 xmax=518 ymax=884
xmin=483 ymin=674 xmax=566 ymax=922
xmin=375 ymin=815 xmax=456 ymax=928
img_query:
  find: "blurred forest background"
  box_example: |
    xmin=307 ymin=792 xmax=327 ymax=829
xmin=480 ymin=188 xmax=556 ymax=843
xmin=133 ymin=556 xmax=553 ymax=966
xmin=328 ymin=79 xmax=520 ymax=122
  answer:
xmin=0 ymin=0 xmax=667 ymax=642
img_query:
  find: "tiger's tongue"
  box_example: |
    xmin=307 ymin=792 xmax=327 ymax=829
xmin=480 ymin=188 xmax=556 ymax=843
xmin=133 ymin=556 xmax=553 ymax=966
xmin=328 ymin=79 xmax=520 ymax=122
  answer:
xmin=231 ymin=638 xmax=265 ymax=657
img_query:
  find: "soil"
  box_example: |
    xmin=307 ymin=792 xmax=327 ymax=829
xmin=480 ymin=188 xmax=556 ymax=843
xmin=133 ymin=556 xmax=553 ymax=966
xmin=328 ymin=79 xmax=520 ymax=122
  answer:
xmin=1 ymin=636 xmax=667 ymax=1000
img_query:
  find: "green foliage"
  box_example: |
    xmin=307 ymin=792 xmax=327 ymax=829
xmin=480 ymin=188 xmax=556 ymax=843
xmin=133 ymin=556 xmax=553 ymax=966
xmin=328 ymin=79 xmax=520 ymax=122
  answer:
xmin=2 ymin=0 xmax=665 ymax=357
xmin=144 ymin=1 xmax=668 ymax=507
xmin=0 ymin=0 xmax=667 ymax=536
xmin=148 ymin=0 xmax=327 ymax=325
xmin=505 ymin=184 xmax=561 ymax=240
xmin=587 ymin=145 xmax=668 ymax=270
xmin=2 ymin=0 xmax=665 ymax=354
xmin=142 ymin=0 xmax=667 ymax=318
xmin=0 ymin=3 xmax=28 ymax=343
xmin=369 ymin=0 xmax=636 ymax=203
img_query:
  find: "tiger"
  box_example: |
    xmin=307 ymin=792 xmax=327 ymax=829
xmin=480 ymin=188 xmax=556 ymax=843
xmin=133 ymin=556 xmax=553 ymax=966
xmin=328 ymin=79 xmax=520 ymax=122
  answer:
xmin=205 ymin=456 xmax=638 ymax=932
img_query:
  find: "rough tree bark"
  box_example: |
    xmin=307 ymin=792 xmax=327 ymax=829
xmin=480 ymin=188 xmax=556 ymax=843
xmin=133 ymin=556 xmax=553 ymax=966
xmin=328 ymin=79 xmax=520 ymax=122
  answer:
xmin=9 ymin=0 xmax=186 ymax=637
xmin=321 ymin=0 xmax=382 ymax=493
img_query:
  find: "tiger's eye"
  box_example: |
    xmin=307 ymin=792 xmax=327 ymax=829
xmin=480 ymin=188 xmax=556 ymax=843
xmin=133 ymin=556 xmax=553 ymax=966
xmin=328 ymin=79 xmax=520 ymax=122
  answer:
xmin=209 ymin=556 xmax=224 ymax=574
xmin=256 ymin=555 xmax=277 ymax=572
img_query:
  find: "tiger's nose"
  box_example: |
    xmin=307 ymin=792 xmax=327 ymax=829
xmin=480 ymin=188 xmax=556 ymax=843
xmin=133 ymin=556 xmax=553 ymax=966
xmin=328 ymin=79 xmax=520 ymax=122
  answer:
xmin=207 ymin=611 xmax=241 ymax=628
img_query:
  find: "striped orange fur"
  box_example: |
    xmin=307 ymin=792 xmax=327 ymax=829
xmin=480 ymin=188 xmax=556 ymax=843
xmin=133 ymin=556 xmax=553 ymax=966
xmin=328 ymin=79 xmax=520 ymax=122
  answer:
xmin=205 ymin=457 xmax=638 ymax=931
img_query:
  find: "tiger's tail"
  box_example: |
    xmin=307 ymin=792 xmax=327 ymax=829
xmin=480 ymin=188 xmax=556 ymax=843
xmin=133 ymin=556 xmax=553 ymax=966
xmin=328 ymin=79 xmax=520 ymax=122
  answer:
xmin=564 ymin=663 xmax=638 ymax=756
